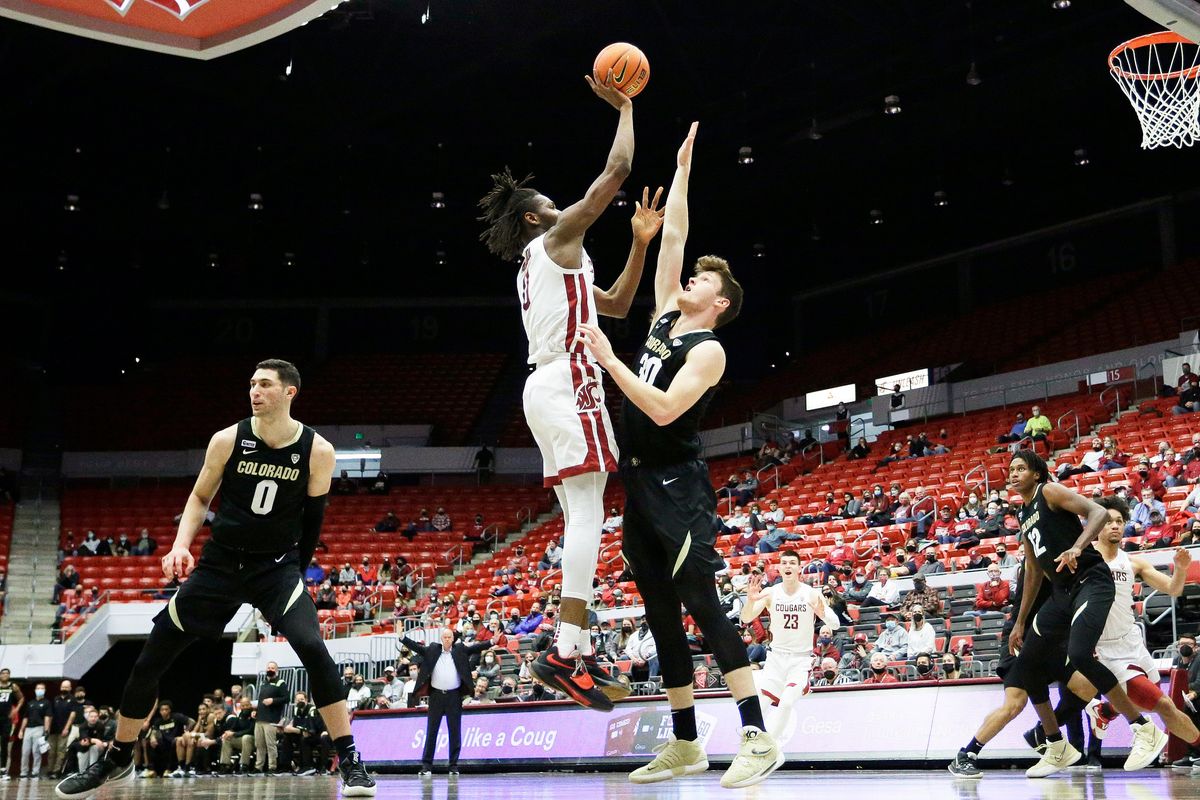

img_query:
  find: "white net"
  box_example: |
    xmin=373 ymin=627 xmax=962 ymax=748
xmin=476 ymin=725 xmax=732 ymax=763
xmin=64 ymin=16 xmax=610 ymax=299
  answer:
xmin=1109 ymin=32 xmax=1200 ymax=149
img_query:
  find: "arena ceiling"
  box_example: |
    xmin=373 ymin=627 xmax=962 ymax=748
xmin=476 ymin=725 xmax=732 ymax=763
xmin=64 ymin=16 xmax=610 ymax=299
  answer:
xmin=0 ymin=0 xmax=1194 ymax=307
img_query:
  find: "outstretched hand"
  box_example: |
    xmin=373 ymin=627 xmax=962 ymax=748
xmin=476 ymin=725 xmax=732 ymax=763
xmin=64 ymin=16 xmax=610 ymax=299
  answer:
xmin=162 ymin=546 xmax=195 ymax=580
xmin=746 ymin=574 xmax=766 ymax=604
xmin=1175 ymin=546 xmax=1193 ymax=571
xmin=584 ymin=70 xmax=632 ymax=111
xmin=577 ymin=323 xmax=616 ymax=369
xmin=1054 ymin=546 xmax=1081 ymax=573
xmin=631 ymin=186 xmax=665 ymax=244
xmin=677 ymin=121 xmax=698 ymax=168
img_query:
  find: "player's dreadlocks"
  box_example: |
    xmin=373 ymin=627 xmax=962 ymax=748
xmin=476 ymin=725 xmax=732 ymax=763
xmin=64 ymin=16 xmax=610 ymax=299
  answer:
xmin=477 ymin=168 xmax=540 ymax=261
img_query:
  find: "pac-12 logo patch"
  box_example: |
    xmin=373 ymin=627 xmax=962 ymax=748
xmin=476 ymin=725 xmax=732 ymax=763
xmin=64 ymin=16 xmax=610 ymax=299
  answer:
xmin=291 ymin=454 xmax=300 ymax=464
xmin=241 ymin=440 xmax=257 ymax=449
xmin=575 ymin=380 xmax=602 ymax=412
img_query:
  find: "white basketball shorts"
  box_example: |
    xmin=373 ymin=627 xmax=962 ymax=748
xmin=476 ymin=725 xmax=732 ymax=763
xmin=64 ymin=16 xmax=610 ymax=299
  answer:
xmin=523 ymin=356 xmax=618 ymax=487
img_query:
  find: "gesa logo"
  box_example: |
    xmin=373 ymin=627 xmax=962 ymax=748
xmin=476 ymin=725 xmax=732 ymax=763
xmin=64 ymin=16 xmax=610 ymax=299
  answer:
xmin=105 ymin=0 xmax=211 ymax=21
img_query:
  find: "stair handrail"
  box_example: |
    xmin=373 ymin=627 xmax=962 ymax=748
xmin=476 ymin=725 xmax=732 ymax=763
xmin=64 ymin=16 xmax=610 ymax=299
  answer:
xmin=1056 ymin=410 xmax=1081 ymax=448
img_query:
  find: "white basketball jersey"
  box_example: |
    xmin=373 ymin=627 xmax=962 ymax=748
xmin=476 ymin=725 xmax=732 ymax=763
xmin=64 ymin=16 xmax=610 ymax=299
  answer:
xmin=1099 ymin=547 xmax=1137 ymax=641
xmin=767 ymin=583 xmax=820 ymax=654
xmin=517 ymin=234 xmax=597 ymax=366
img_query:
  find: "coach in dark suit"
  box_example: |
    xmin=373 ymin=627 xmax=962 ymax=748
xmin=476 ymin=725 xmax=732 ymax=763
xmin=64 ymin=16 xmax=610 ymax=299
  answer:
xmin=402 ymin=627 xmax=494 ymax=774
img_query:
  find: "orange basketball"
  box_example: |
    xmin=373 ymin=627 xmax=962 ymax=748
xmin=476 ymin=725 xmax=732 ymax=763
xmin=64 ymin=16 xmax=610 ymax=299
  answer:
xmin=593 ymin=42 xmax=650 ymax=98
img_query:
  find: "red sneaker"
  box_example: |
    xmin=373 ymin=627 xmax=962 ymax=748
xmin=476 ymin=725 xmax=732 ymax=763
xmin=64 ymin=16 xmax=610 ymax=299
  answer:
xmin=530 ymin=650 xmax=614 ymax=711
xmin=581 ymin=654 xmax=631 ymax=702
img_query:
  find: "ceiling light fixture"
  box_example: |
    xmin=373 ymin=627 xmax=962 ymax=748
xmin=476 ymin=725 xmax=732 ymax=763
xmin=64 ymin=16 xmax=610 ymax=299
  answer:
xmin=737 ymin=146 xmax=754 ymax=165
xmin=884 ymin=95 xmax=902 ymax=115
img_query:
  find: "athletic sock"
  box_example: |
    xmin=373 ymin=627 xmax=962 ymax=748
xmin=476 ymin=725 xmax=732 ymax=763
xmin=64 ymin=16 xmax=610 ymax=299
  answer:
xmin=736 ymin=696 xmax=766 ymax=732
xmin=108 ymin=739 xmax=135 ymax=767
xmin=577 ymin=628 xmax=595 ymax=657
xmin=965 ymin=738 xmax=984 ymax=756
xmin=333 ymin=735 xmax=357 ymax=763
xmin=1046 ymin=731 xmax=1063 ymax=743
xmin=555 ymin=622 xmax=582 ymax=658
xmin=672 ymin=706 xmax=698 ymax=742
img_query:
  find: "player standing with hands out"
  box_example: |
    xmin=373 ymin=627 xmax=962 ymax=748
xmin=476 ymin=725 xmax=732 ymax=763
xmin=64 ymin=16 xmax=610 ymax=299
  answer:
xmin=740 ymin=550 xmax=840 ymax=744
xmin=478 ymin=69 xmax=663 ymax=711
xmin=579 ymin=123 xmax=778 ymax=789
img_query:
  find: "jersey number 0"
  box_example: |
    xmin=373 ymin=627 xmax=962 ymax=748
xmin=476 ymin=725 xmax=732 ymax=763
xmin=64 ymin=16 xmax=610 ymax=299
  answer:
xmin=251 ymin=479 xmax=279 ymax=515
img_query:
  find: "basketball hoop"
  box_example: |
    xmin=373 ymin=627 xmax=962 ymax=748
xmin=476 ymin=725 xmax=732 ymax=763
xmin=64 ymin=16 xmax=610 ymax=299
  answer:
xmin=1110 ymin=31 xmax=1200 ymax=149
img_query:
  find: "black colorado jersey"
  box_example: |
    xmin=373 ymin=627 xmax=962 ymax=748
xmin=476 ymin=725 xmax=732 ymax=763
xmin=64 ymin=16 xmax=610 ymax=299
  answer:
xmin=1018 ymin=482 xmax=1103 ymax=587
xmin=211 ymin=418 xmax=314 ymax=554
xmin=0 ymin=682 xmax=20 ymax=711
xmin=618 ymin=310 xmax=719 ymax=467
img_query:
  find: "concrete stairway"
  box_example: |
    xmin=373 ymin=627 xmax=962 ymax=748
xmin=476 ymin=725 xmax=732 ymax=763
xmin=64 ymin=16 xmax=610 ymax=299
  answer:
xmin=2 ymin=488 xmax=61 ymax=644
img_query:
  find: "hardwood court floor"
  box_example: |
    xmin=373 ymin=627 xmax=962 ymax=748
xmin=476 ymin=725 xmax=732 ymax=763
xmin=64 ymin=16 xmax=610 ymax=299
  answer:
xmin=0 ymin=767 xmax=1193 ymax=800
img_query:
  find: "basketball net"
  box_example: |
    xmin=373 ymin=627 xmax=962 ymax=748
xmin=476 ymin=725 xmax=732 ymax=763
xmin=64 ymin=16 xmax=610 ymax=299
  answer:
xmin=1110 ymin=31 xmax=1200 ymax=149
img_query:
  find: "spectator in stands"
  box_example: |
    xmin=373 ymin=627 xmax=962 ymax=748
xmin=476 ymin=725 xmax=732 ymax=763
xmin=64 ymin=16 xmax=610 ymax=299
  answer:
xmin=1130 ymin=456 xmax=1166 ymax=500
xmin=746 ymin=503 xmax=767 ymax=531
xmin=476 ymin=649 xmax=503 ymax=686
xmin=357 ymin=557 xmax=377 ymax=586
xmin=916 ymin=551 xmax=945 ymax=578
xmin=1023 ymin=405 xmax=1052 ymax=443
xmin=1097 ymin=435 xmax=1129 ymax=470
xmin=812 ymin=657 xmax=855 ymax=687
xmin=756 ymin=520 xmax=801 ymax=554
xmin=961 ymin=492 xmax=984 ymax=520
xmin=1129 ymin=510 xmax=1176 ymax=551
xmin=863 ymin=652 xmax=899 ymax=685
xmin=1175 ymin=376 xmax=1200 ymax=415
xmin=623 ymin=618 xmax=658 ymax=681
xmin=78 ymin=531 xmax=101 ymax=557
xmin=912 ymin=653 xmax=937 ymax=680
xmin=835 ymin=492 xmax=858 ymax=519
xmin=733 ymin=471 xmax=760 ymax=505
xmin=1125 ymin=487 xmax=1166 ymax=538
xmin=602 ymin=507 xmax=623 ymax=533
xmin=849 ymin=438 xmax=871 ymax=460
xmin=910 ymin=432 xmax=932 ymax=458
xmin=873 ymin=618 xmax=907 ymax=662
xmin=127 ymin=528 xmax=154 ymax=557
xmin=949 ymin=508 xmax=980 ymax=548
xmin=112 ymin=533 xmax=130 ymax=557
xmin=861 ymin=571 xmax=900 ymax=608
xmin=813 ymin=626 xmax=840 ymax=663
xmin=889 ymin=385 xmax=905 ymax=411
xmin=928 ymin=506 xmax=955 ymax=544
xmin=940 ymin=653 xmax=962 ymax=681
xmin=538 ymin=540 xmax=562 ymax=572
xmin=875 ymin=442 xmax=905 ymax=472
xmin=431 ymin=507 xmax=452 ymax=532
xmin=345 ymin=674 xmax=371 ymax=712
xmin=892 ymin=493 xmax=927 ymax=535
xmin=513 ymin=603 xmax=544 ymax=638
xmin=734 ymin=525 xmax=760 ymax=556
xmin=907 ymin=607 xmax=937 ymax=657
xmin=415 ymin=509 xmax=432 ymax=532
xmin=975 ymin=502 xmax=1004 ymax=539
xmin=1058 ymin=437 xmax=1106 ymax=479
xmin=992 ymin=543 xmax=1017 ymax=568
xmin=998 ymin=412 xmax=1027 ymax=443
xmin=971 ymin=565 xmax=1010 ymax=616
xmin=332 ymin=470 xmax=357 ymax=496
xmin=314 ymin=580 xmax=336 ymax=611
xmin=901 ymin=576 xmax=941 ymax=618
xmin=1161 ymin=450 xmax=1186 ymax=488
xmin=374 ymin=512 xmax=400 ymax=533
xmin=964 ymin=548 xmax=991 ymax=571
xmin=331 ymin=562 xmax=354 ymax=586
xmin=53 ymin=564 xmax=79 ymax=604
xmin=716 ymin=473 xmax=740 ymax=500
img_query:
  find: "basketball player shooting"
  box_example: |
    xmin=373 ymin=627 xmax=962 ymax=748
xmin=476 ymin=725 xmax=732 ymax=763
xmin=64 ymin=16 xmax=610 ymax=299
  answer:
xmin=579 ymin=123 xmax=779 ymax=789
xmin=55 ymin=360 xmax=375 ymax=799
xmin=477 ymin=70 xmax=663 ymax=710
xmin=741 ymin=550 xmax=840 ymax=745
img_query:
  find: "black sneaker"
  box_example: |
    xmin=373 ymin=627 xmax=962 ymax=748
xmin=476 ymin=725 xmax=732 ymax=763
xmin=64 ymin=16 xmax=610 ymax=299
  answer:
xmin=337 ymin=751 xmax=376 ymax=797
xmin=418 ymin=766 xmax=432 ymax=777
xmin=55 ymin=756 xmax=135 ymax=799
xmin=1172 ymin=755 xmax=1197 ymax=769
xmin=947 ymin=751 xmax=982 ymax=779
xmin=582 ymin=654 xmax=631 ymax=702
xmin=1023 ymin=726 xmax=1048 ymax=754
xmin=530 ymin=650 xmax=613 ymax=711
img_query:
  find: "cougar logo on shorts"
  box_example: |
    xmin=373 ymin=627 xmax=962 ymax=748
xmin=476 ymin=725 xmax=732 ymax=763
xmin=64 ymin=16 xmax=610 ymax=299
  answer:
xmin=575 ymin=380 xmax=602 ymax=412
xmin=105 ymin=0 xmax=212 ymax=20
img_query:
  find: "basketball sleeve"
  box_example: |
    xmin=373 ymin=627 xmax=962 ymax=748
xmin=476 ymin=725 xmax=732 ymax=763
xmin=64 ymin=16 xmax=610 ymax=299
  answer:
xmin=296 ymin=494 xmax=328 ymax=569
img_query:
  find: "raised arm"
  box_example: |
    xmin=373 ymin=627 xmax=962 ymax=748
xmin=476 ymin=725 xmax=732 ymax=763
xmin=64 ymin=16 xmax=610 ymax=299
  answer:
xmin=653 ymin=122 xmax=698 ymax=319
xmin=165 ymin=426 xmax=235 ymax=580
xmin=580 ymin=324 xmax=725 ymax=426
xmin=543 ymin=73 xmax=633 ymax=266
xmin=593 ymin=186 xmax=664 ymax=318
xmin=1132 ymin=547 xmax=1191 ymax=596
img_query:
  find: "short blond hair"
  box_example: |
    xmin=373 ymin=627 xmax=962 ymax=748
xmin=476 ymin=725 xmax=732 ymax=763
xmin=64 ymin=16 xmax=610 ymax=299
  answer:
xmin=694 ymin=255 xmax=743 ymax=329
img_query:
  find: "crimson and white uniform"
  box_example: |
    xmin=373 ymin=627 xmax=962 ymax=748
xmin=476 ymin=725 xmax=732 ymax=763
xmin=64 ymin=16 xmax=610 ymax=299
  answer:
xmin=1096 ymin=547 xmax=1160 ymax=685
xmin=517 ymin=234 xmax=618 ymax=487
xmin=756 ymin=582 xmax=822 ymax=704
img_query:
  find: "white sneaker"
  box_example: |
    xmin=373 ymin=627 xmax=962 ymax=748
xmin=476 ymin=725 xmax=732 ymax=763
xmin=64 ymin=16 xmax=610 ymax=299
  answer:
xmin=170 ymin=767 xmax=185 ymax=778
xmin=629 ymin=737 xmax=708 ymax=784
xmin=1026 ymin=738 xmax=1081 ymax=778
xmin=720 ymin=726 xmax=784 ymax=789
xmin=1125 ymin=722 xmax=1168 ymax=771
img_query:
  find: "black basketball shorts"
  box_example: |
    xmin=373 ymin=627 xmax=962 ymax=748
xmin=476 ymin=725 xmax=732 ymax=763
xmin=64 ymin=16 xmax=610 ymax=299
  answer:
xmin=152 ymin=540 xmax=310 ymax=640
xmin=619 ymin=459 xmax=726 ymax=582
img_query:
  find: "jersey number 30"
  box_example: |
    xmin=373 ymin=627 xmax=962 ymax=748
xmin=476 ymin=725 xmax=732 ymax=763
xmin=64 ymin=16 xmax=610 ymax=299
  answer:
xmin=251 ymin=479 xmax=279 ymax=515
xmin=638 ymin=353 xmax=662 ymax=385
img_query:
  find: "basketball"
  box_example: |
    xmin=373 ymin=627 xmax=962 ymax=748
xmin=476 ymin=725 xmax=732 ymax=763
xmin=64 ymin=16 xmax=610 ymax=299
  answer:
xmin=593 ymin=42 xmax=650 ymax=98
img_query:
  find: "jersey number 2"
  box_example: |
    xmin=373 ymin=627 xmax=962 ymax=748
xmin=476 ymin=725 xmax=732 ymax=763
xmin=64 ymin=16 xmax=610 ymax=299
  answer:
xmin=1026 ymin=526 xmax=1048 ymax=558
xmin=251 ymin=480 xmax=279 ymax=515
xmin=638 ymin=353 xmax=662 ymax=384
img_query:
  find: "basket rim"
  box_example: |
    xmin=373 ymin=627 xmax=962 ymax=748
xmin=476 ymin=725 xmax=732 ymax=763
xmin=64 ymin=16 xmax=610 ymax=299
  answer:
xmin=1109 ymin=31 xmax=1200 ymax=81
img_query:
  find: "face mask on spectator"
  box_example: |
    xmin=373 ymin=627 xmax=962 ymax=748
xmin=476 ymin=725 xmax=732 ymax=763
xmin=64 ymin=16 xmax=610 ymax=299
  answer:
xmin=925 ymin=553 xmax=936 ymax=563
xmin=916 ymin=661 xmax=933 ymax=675
xmin=885 ymin=620 xmax=897 ymax=630
xmin=913 ymin=614 xmax=924 ymax=623
xmin=942 ymin=660 xmax=957 ymax=673
xmin=1181 ymin=644 xmax=1196 ymax=658
xmin=823 ymin=670 xmax=836 ymax=681
xmin=871 ymin=664 xmax=886 ymax=675
xmin=265 ymin=670 xmax=277 ymax=680
xmin=35 ymin=689 xmax=44 ymax=699
xmin=818 ymin=635 xmax=831 ymax=645
xmin=501 ymin=684 xmax=514 ymax=694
